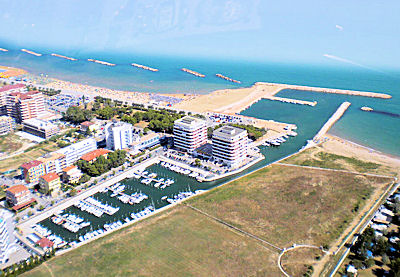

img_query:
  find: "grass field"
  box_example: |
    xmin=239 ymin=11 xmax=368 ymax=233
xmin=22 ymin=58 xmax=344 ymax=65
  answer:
xmin=21 ymin=163 xmax=393 ymax=277
xmin=0 ymin=141 xmax=59 ymax=173
xmin=0 ymin=133 xmax=24 ymax=154
xmin=24 ymin=206 xmax=282 ymax=277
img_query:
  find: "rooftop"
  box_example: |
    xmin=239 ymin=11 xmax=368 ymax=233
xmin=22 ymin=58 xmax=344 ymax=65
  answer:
xmin=213 ymin=125 xmax=247 ymax=138
xmin=80 ymin=148 xmax=111 ymax=162
xmin=37 ymin=237 xmax=54 ymax=249
xmin=0 ymin=84 xmax=25 ymax=93
xmin=37 ymin=152 xmax=65 ymax=163
xmin=81 ymin=121 xmax=94 ymax=127
xmin=21 ymin=160 xmax=43 ymax=170
xmin=40 ymin=172 xmax=60 ymax=183
xmin=174 ymin=116 xmax=205 ymax=127
xmin=23 ymin=118 xmax=58 ymax=130
xmin=62 ymin=165 xmax=77 ymax=172
xmin=6 ymin=184 xmax=29 ymax=195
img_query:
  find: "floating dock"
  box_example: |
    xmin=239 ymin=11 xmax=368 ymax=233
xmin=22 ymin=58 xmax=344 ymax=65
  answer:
xmin=51 ymin=53 xmax=77 ymax=61
xmin=263 ymin=96 xmax=317 ymax=106
xmin=215 ymin=73 xmax=241 ymax=83
xmin=21 ymin=49 xmax=42 ymax=57
xmin=314 ymin=101 xmax=351 ymax=141
xmin=0 ymin=48 xmax=8 ymax=52
xmin=181 ymin=68 xmax=205 ymax=78
xmin=131 ymin=63 xmax=158 ymax=72
xmin=87 ymin=59 xmax=116 ymax=66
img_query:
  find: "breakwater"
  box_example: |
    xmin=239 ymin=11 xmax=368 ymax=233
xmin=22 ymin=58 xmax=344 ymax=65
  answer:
xmin=0 ymin=48 xmax=8 ymax=52
xmin=263 ymin=96 xmax=317 ymax=106
xmin=181 ymin=68 xmax=205 ymax=77
xmin=21 ymin=49 xmax=42 ymax=57
xmin=259 ymin=82 xmax=392 ymax=99
xmin=87 ymin=59 xmax=116 ymax=66
xmin=131 ymin=63 xmax=158 ymax=72
xmin=313 ymin=101 xmax=351 ymax=141
xmin=215 ymin=73 xmax=241 ymax=83
xmin=51 ymin=53 xmax=77 ymax=61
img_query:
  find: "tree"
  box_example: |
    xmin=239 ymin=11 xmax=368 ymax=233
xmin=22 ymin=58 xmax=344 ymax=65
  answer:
xmin=194 ymin=159 xmax=201 ymax=167
xmin=97 ymin=106 xmax=115 ymax=120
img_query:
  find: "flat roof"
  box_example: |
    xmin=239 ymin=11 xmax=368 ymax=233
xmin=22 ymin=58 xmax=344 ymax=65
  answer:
xmin=22 ymin=118 xmax=58 ymax=130
xmin=21 ymin=160 xmax=43 ymax=170
xmin=213 ymin=125 xmax=246 ymax=138
xmin=174 ymin=116 xmax=205 ymax=127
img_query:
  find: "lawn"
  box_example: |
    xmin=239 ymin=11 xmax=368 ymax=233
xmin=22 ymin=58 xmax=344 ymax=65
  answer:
xmin=24 ymin=206 xmax=281 ymax=277
xmin=0 ymin=141 xmax=59 ymax=173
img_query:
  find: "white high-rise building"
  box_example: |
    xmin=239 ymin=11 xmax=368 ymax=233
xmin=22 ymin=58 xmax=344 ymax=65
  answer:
xmin=105 ymin=121 xmax=133 ymax=150
xmin=57 ymin=138 xmax=97 ymax=166
xmin=173 ymin=116 xmax=207 ymax=154
xmin=212 ymin=125 xmax=248 ymax=168
xmin=0 ymin=209 xmax=17 ymax=264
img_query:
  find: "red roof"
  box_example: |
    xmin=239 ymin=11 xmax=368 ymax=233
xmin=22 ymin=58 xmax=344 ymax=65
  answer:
xmin=37 ymin=237 xmax=54 ymax=249
xmin=81 ymin=121 xmax=94 ymax=127
xmin=62 ymin=165 xmax=77 ymax=172
xmin=21 ymin=160 xmax=43 ymax=170
xmin=81 ymin=149 xmax=111 ymax=162
xmin=6 ymin=184 xmax=29 ymax=195
xmin=40 ymin=172 xmax=59 ymax=183
xmin=11 ymin=198 xmax=36 ymax=211
xmin=0 ymin=84 xmax=25 ymax=93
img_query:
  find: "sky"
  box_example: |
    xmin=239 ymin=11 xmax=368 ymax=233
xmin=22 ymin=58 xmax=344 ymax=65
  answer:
xmin=0 ymin=0 xmax=399 ymax=69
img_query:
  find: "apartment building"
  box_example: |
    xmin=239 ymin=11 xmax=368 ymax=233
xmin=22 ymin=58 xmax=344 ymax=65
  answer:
xmin=173 ymin=116 xmax=207 ymax=154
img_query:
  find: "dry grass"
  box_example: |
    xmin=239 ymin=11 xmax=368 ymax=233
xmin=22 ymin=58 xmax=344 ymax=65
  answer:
xmin=23 ymin=206 xmax=281 ymax=277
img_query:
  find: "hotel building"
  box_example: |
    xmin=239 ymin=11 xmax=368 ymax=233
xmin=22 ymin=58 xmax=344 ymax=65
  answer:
xmin=37 ymin=152 xmax=67 ymax=174
xmin=5 ymin=185 xmax=36 ymax=211
xmin=130 ymin=133 xmax=160 ymax=154
xmin=212 ymin=126 xmax=248 ymax=168
xmin=0 ymin=115 xmax=15 ymax=135
xmin=6 ymin=90 xmax=45 ymax=123
xmin=20 ymin=160 xmax=46 ymax=186
xmin=173 ymin=116 xmax=207 ymax=154
xmin=62 ymin=165 xmax=83 ymax=184
xmin=0 ymin=84 xmax=26 ymax=115
xmin=80 ymin=148 xmax=111 ymax=163
xmin=22 ymin=118 xmax=59 ymax=139
xmin=105 ymin=121 xmax=133 ymax=150
xmin=0 ymin=209 xmax=18 ymax=264
xmin=56 ymin=138 xmax=97 ymax=167
xmin=39 ymin=172 xmax=61 ymax=196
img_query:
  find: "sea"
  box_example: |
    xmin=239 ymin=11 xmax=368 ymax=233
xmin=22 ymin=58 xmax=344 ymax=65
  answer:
xmin=0 ymin=44 xmax=399 ymax=157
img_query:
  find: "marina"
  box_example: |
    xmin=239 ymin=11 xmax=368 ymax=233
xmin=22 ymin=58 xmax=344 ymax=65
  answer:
xmin=131 ymin=63 xmax=158 ymax=72
xmin=181 ymin=68 xmax=205 ymax=77
xmin=51 ymin=53 xmax=77 ymax=61
xmin=87 ymin=59 xmax=116 ymax=66
xmin=21 ymin=49 xmax=42 ymax=56
xmin=215 ymin=73 xmax=241 ymax=83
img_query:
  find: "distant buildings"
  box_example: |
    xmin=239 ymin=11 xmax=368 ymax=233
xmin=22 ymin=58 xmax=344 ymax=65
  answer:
xmin=80 ymin=121 xmax=100 ymax=133
xmin=62 ymin=165 xmax=82 ymax=184
xmin=130 ymin=133 xmax=160 ymax=154
xmin=0 ymin=115 xmax=15 ymax=135
xmin=105 ymin=121 xmax=133 ymax=150
xmin=56 ymin=138 xmax=97 ymax=167
xmin=0 ymin=209 xmax=18 ymax=264
xmin=5 ymin=185 xmax=36 ymax=211
xmin=39 ymin=172 xmax=61 ymax=196
xmin=173 ymin=116 xmax=207 ymax=154
xmin=212 ymin=125 xmax=248 ymax=168
xmin=20 ymin=160 xmax=45 ymax=186
xmin=0 ymin=84 xmax=26 ymax=115
xmin=37 ymin=152 xmax=66 ymax=174
xmin=80 ymin=148 xmax=111 ymax=163
xmin=22 ymin=118 xmax=59 ymax=139
xmin=6 ymin=90 xmax=45 ymax=123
